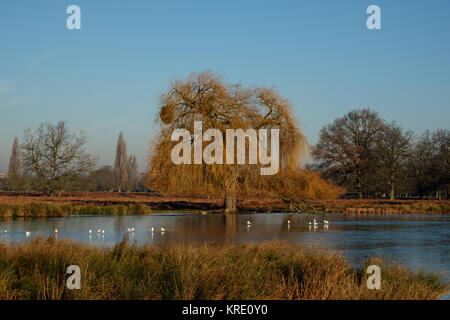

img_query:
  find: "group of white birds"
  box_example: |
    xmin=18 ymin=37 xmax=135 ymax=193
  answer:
xmin=309 ymin=218 xmax=329 ymax=226
xmin=2 ymin=218 xmax=330 ymax=237
xmin=1 ymin=226 xmax=170 ymax=237
xmin=245 ymin=218 xmax=330 ymax=228
xmin=150 ymin=227 xmax=166 ymax=232
xmin=2 ymin=228 xmax=61 ymax=237
xmin=127 ymin=226 xmax=166 ymax=233
xmin=88 ymin=229 xmax=105 ymax=235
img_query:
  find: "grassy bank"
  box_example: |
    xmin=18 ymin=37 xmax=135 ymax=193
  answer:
xmin=0 ymin=191 xmax=449 ymax=216
xmin=0 ymin=202 xmax=152 ymax=218
xmin=314 ymin=199 xmax=450 ymax=214
xmin=0 ymin=238 xmax=447 ymax=300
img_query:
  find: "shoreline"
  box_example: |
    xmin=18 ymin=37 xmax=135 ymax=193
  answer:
xmin=0 ymin=191 xmax=449 ymax=218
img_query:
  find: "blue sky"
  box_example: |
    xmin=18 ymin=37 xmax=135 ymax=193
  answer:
xmin=1 ymin=0 xmax=449 ymax=171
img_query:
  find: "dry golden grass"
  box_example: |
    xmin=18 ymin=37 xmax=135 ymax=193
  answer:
xmin=0 ymin=238 xmax=447 ymax=300
xmin=316 ymin=199 xmax=450 ymax=214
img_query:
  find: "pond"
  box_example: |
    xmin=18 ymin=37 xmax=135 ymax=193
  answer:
xmin=1 ymin=212 xmax=449 ymax=298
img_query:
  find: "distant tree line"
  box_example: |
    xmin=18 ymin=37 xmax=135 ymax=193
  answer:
xmin=2 ymin=122 xmax=145 ymax=194
xmin=1 ymin=109 xmax=448 ymax=200
xmin=311 ymin=108 xmax=449 ymax=200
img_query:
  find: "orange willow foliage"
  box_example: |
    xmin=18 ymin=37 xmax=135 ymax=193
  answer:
xmin=145 ymin=71 xmax=340 ymax=200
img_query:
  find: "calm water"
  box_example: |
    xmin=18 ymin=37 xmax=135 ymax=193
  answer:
xmin=1 ymin=212 xmax=449 ymax=297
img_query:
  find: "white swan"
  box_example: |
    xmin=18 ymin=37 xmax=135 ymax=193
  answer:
xmin=25 ymin=231 xmax=31 ymax=237
xmin=151 ymin=227 xmax=154 ymax=232
xmin=101 ymin=229 xmax=105 ymax=234
xmin=324 ymin=220 xmax=329 ymax=224
xmin=89 ymin=229 xmax=92 ymax=234
xmin=160 ymin=227 xmax=166 ymax=232
xmin=97 ymin=228 xmax=102 ymax=233
xmin=54 ymin=229 xmax=58 ymax=233
xmin=247 ymin=220 xmax=252 ymax=225
xmin=127 ymin=227 xmax=135 ymax=232
xmin=3 ymin=229 xmax=7 ymax=233
xmin=288 ymin=220 xmax=291 ymax=225
xmin=201 ymin=211 xmax=207 ymax=215
xmin=313 ymin=219 xmax=319 ymax=226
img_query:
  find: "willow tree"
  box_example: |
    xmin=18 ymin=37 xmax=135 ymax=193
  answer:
xmin=146 ymin=71 xmax=331 ymax=212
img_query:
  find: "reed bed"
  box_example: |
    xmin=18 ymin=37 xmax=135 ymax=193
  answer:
xmin=0 ymin=202 xmax=152 ymax=218
xmin=0 ymin=238 xmax=447 ymax=300
xmin=317 ymin=199 xmax=450 ymax=214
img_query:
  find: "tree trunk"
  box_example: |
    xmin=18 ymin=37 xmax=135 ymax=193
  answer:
xmin=390 ymin=183 xmax=395 ymax=200
xmin=224 ymin=193 xmax=237 ymax=213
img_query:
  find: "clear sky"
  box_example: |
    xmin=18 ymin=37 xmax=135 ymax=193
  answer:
xmin=1 ymin=0 xmax=449 ymax=171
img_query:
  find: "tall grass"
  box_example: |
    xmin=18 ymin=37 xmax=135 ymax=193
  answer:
xmin=0 ymin=238 xmax=447 ymax=300
xmin=321 ymin=199 xmax=450 ymax=214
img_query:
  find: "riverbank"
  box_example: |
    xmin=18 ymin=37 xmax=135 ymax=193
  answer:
xmin=0 ymin=238 xmax=447 ymax=300
xmin=0 ymin=191 xmax=448 ymax=217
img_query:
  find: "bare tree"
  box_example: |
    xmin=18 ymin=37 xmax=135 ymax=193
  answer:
xmin=0 ymin=173 xmax=7 ymax=191
xmin=126 ymin=155 xmax=139 ymax=191
xmin=20 ymin=121 xmax=96 ymax=195
xmin=377 ymin=122 xmax=412 ymax=199
xmin=7 ymin=137 xmax=21 ymax=190
xmin=432 ymin=129 xmax=450 ymax=199
xmin=113 ymin=132 xmax=128 ymax=192
xmin=408 ymin=131 xmax=438 ymax=199
xmin=89 ymin=165 xmax=115 ymax=191
xmin=409 ymin=129 xmax=450 ymax=199
xmin=313 ymin=108 xmax=385 ymax=198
